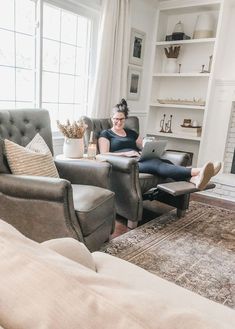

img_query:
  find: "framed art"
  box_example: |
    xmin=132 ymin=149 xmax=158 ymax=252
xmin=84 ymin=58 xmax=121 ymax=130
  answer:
xmin=127 ymin=66 xmax=142 ymax=100
xmin=129 ymin=28 xmax=146 ymax=66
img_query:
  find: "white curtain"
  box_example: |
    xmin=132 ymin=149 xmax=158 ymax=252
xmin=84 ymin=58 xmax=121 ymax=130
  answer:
xmin=91 ymin=0 xmax=130 ymax=118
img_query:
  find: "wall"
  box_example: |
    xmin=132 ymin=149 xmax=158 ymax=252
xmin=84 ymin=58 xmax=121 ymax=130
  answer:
xmin=129 ymin=0 xmax=158 ymax=136
xmin=196 ymin=0 xmax=235 ymax=201
xmin=197 ymin=0 xmax=235 ymax=165
xmin=215 ymin=0 xmax=235 ymax=80
xmin=224 ymin=101 xmax=235 ymax=173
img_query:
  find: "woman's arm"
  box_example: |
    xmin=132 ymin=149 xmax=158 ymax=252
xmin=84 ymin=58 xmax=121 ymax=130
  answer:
xmin=98 ymin=137 xmax=110 ymax=154
xmin=136 ymin=136 xmax=143 ymax=150
xmin=98 ymin=137 xmax=139 ymax=157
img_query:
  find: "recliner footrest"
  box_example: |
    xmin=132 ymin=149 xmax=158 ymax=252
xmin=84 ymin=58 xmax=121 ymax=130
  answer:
xmin=157 ymin=181 xmax=215 ymax=197
xmin=143 ymin=188 xmax=160 ymax=201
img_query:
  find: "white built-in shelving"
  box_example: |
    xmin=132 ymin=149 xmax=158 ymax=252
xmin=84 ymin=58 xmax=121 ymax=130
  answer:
xmin=153 ymin=73 xmax=210 ymax=77
xmin=155 ymin=37 xmax=216 ymax=46
xmin=146 ymin=0 xmax=223 ymax=166
xmin=149 ymin=102 xmax=206 ymax=110
xmin=149 ymin=131 xmax=201 ymax=141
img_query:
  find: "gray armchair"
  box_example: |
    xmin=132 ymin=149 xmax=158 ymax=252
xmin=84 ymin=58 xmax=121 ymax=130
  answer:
xmin=0 ymin=109 xmax=115 ymax=251
xmin=82 ymin=116 xmax=192 ymax=229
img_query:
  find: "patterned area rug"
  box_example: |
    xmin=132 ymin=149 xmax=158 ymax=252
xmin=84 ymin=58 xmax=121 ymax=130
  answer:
xmin=102 ymin=201 xmax=235 ymax=308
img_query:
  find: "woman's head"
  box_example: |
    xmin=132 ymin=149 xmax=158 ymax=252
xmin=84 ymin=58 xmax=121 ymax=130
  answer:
xmin=112 ymin=98 xmax=129 ymax=118
xmin=111 ymin=99 xmax=129 ymax=129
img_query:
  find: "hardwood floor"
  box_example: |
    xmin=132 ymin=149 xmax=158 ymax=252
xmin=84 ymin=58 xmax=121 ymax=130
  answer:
xmin=111 ymin=193 xmax=235 ymax=240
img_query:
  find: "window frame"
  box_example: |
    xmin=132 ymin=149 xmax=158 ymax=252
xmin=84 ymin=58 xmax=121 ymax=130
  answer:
xmin=37 ymin=0 xmax=100 ymax=135
xmin=0 ymin=0 xmax=100 ymax=134
xmin=0 ymin=0 xmax=38 ymax=109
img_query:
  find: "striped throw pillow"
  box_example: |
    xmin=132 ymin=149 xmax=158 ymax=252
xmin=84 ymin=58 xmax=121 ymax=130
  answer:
xmin=4 ymin=133 xmax=59 ymax=178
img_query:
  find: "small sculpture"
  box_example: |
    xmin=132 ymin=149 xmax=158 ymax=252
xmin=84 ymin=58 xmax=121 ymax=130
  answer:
xmin=208 ymin=55 xmax=213 ymax=73
xmin=164 ymin=46 xmax=180 ymax=58
xmin=159 ymin=114 xmax=173 ymax=133
xmin=159 ymin=114 xmax=166 ymax=132
xmin=178 ymin=63 xmax=182 ymax=74
xmin=165 ymin=115 xmax=173 ymax=133
xmin=200 ymin=55 xmax=213 ymax=73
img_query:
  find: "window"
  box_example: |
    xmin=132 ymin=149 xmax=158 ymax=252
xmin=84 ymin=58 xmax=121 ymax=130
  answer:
xmin=42 ymin=2 xmax=92 ymax=131
xmin=0 ymin=0 xmax=98 ymax=132
xmin=0 ymin=0 xmax=36 ymax=109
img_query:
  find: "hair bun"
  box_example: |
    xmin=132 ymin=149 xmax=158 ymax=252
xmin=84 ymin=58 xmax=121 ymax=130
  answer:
xmin=120 ymin=98 xmax=128 ymax=107
xmin=113 ymin=98 xmax=129 ymax=118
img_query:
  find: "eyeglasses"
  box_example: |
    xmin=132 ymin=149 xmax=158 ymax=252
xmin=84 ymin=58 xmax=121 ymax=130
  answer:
xmin=112 ymin=117 xmax=125 ymax=122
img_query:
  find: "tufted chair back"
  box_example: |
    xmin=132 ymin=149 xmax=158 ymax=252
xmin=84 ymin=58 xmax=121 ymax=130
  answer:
xmin=82 ymin=116 xmax=139 ymax=152
xmin=0 ymin=109 xmax=53 ymax=173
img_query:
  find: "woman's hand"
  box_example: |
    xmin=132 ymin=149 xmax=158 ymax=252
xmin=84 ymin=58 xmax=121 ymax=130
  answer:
xmin=122 ymin=150 xmax=140 ymax=157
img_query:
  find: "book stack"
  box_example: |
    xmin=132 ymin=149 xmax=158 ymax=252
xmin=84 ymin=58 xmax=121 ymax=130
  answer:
xmin=180 ymin=125 xmax=202 ymax=137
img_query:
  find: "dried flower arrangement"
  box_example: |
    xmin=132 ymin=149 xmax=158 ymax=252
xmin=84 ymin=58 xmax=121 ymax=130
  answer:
xmin=164 ymin=45 xmax=181 ymax=58
xmin=57 ymin=119 xmax=87 ymax=139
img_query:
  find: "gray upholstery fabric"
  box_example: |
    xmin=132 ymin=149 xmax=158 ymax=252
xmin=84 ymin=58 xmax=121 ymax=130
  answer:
xmin=72 ymin=184 xmax=115 ymax=236
xmin=0 ymin=109 xmax=53 ymax=173
xmin=82 ymin=116 xmax=192 ymax=226
xmin=0 ymin=109 xmax=115 ymax=251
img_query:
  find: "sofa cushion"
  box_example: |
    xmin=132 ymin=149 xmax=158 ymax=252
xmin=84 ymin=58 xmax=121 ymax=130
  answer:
xmin=0 ymin=219 xmax=235 ymax=329
xmin=72 ymin=184 xmax=115 ymax=236
xmin=0 ymin=219 xmax=150 ymax=329
xmin=93 ymin=252 xmax=235 ymax=329
xmin=41 ymin=237 xmax=96 ymax=271
xmin=4 ymin=133 xmax=59 ymax=177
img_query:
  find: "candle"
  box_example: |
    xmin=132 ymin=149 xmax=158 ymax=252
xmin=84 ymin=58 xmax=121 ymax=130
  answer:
xmin=88 ymin=143 xmax=97 ymax=158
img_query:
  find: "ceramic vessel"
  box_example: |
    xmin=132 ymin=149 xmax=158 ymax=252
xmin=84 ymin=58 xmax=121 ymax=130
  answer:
xmin=193 ymin=14 xmax=214 ymax=39
xmin=63 ymin=138 xmax=84 ymax=158
xmin=164 ymin=58 xmax=178 ymax=73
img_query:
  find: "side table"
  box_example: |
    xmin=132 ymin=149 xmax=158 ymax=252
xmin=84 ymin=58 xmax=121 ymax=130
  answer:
xmin=55 ymin=154 xmax=105 ymax=162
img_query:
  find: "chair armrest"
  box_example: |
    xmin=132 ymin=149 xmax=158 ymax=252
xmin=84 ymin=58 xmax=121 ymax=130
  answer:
xmin=96 ymin=154 xmax=138 ymax=173
xmin=0 ymin=174 xmax=70 ymax=201
xmin=161 ymin=150 xmax=192 ymax=167
xmin=96 ymin=154 xmax=142 ymax=222
xmin=55 ymin=159 xmax=112 ymax=189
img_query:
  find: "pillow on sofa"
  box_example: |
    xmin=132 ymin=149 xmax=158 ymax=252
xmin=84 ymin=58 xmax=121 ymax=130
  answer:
xmin=4 ymin=133 xmax=59 ymax=177
xmin=41 ymin=238 xmax=96 ymax=271
xmin=0 ymin=137 xmax=11 ymax=173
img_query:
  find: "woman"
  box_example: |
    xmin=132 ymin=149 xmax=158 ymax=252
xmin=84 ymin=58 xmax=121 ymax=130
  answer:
xmin=98 ymin=99 xmax=221 ymax=190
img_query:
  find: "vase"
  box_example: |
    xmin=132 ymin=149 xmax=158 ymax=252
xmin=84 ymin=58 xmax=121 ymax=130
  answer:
xmin=193 ymin=14 xmax=214 ymax=39
xmin=164 ymin=58 xmax=178 ymax=73
xmin=63 ymin=138 xmax=84 ymax=158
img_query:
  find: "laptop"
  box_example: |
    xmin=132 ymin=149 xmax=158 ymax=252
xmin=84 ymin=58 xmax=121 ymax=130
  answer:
xmin=138 ymin=140 xmax=167 ymax=161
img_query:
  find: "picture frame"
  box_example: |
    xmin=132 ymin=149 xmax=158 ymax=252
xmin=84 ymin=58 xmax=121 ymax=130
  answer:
xmin=129 ymin=28 xmax=146 ymax=66
xmin=127 ymin=66 xmax=142 ymax=100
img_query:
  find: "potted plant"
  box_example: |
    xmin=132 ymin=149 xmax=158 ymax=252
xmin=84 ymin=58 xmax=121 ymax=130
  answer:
xmin=57 ymin=119 xmax=87 ymax=158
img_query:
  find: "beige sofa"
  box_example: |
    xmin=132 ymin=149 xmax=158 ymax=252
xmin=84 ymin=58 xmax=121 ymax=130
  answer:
xmin=0 ymin=219 xmax=234 ymax=329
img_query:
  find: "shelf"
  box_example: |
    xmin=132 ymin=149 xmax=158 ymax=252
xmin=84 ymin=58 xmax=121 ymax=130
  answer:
xmin=156 ymin=38 xmax=216 ymax=46
xmin=147 ymin=0 xmax=222 ymax=167
xmin=148 ymin=131 xmax=201 ymax=142
xmin=149 ymin=102 xmax=205 ymax=110
xmin=159 ymin=1 xmax=221 ymax=14
xmin=153 ymin=73 xmax=210 ymax=77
